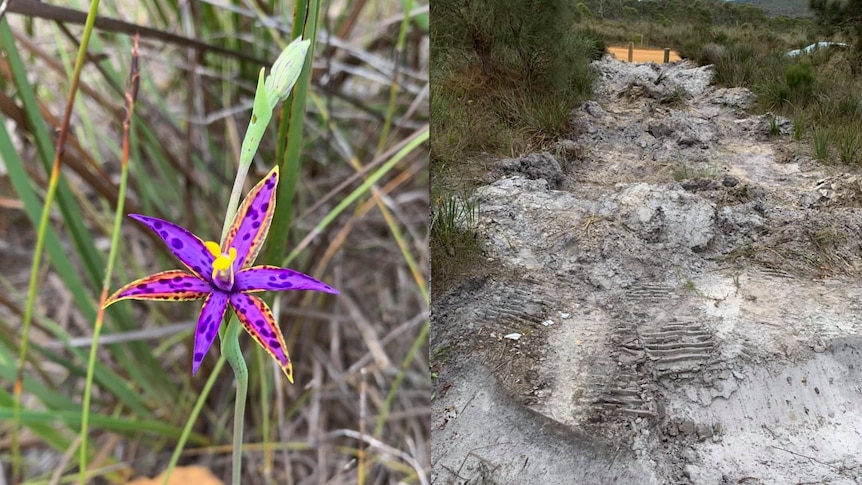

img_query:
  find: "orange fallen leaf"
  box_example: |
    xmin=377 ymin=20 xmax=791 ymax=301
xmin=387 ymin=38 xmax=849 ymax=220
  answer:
xmin=126 ymin=466 xmax=223 ymax=485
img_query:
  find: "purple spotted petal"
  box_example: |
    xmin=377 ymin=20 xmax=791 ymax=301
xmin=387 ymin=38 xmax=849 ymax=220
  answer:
xmin=103 ymin=270 xmax=211 ymax=308
xmin=130 ymin=214 xmax=216 ymax=282
xmin=222 ymin=166 xmax=278 ymax=269
xmin=229 ymin=293 xmax=294 ymax=382
xmin=234 ymin=265 xmax=339 ymax=294
xmin=192 ymin=291 xmax=230 ymax=375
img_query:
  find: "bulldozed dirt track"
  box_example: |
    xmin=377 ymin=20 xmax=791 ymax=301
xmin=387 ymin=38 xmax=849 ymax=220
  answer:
xmin=432 ymin=56 xmax=862 ymax=484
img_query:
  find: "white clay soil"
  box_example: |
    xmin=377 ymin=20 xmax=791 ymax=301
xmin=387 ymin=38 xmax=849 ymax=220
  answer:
xmin=431 ymin=56 xmax=862 ymax=484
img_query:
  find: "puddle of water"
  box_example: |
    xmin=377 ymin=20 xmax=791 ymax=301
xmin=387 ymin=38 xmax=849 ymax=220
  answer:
xmin=608 ymin=46 xmax=681 ymax=63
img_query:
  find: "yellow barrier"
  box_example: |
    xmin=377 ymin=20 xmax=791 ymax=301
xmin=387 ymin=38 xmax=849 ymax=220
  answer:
xmin=608 ymin=46 xmax=681 ymax=63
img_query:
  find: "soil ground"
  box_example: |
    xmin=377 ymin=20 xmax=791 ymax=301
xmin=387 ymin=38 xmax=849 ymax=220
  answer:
xmin=431 ymin=57 xmax=862 ymax=484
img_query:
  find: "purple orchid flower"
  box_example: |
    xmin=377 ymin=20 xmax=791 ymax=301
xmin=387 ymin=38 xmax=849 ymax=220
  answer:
xmin=103 ymin=166 xmax=338 ymax=382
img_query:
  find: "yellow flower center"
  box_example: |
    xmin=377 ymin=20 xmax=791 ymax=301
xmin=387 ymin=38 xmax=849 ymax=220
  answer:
xmin=205 ymin=241 xmax=237 ymax=290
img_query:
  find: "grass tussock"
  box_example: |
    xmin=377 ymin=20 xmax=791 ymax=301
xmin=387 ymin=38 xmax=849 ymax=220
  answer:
xmin=429 ymin=186 xmax=483 ymax=294
xmin=431 ymin=36 xmax=599 ymax=169
xmin=431 ymin=0 xmax=603 ymax=291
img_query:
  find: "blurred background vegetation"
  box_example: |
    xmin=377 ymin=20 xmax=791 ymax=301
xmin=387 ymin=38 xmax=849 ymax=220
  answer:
xmin=430 ymin=0 xmax=862 ymax=294
xmin=0 ymin=0 xmax=428 ymax=483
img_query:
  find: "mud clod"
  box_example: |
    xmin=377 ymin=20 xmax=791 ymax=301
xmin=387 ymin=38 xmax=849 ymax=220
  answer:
xmin=496 ymin=152 xmax=565 ymax=189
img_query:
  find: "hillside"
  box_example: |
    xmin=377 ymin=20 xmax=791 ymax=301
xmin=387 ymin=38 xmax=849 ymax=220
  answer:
xmin=733 ymin=0 xmax=813 ymax=18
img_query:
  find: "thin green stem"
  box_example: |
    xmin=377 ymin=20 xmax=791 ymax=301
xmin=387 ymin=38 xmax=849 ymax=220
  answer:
xmin=221 ymin=316 xmax=248 ymax=485
xmin=283 ymin=126 xmax=429 ymax=270
xmin=374 ymin=321 xmax=428 ymax=437
xmin=13 ymin=184 xmax=61 ymax=481
xmin=220 ymin=36 xmax=308 ymax=243
xmin=221 ymin=67 xmax=272 ymax=243
xmin=375 ymin=0 xmax=414 ymax=154
xmin=79 ymin=177 xmax=129 ymax=483
xmin=216 ymin=93 xmax=259 ymax=485
xmin=80 ymin=35 xmax=139 ymax=485
xmin=373 ymin=197 xmax=427 ymax=304
xmin=161 ymin=355 xmax=226 ymax=485
xmin=211 ymin=32 xmax=313 ymax=483
xmin=11 ymin=0 xmax=102 ymax=481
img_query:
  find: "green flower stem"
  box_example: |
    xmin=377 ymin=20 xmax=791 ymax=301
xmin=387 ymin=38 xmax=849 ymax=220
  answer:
xmin=219 ymin=166 xmax=252 ymax=485
xmin=220 ymin=68 xmax=272 ymax=242
xmin=216 ymin=85 xmax=261 ymax=485
xmin=220 ymin=315 xmax=248 ymax=485
xmin=221 ymin=37 xmax=309 ymax=243
xmin=214 ymin=36 xmax=310 ymax=483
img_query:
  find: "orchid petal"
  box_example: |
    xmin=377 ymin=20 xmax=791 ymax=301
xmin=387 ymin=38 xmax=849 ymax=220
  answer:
xmin=130 ymin=214 xmax=216 ymax=282
xmin=235 ymin=265 xmax=339 ymax=294
xmin=229 ymin=293 xmax=294 ymax=383
xmin=222 ymin=166 xmax=278 ymax=269
xmin=192 ymin=291 xmax=230 ymax=375
xmin=103 ymin=270 xmax=211 ymax=308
